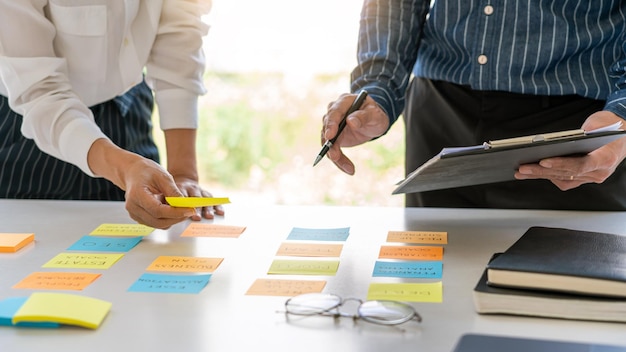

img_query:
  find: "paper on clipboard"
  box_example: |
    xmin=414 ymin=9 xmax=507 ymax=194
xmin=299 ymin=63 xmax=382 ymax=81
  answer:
xmin=392 ymin=122 xmax=626 ymax=194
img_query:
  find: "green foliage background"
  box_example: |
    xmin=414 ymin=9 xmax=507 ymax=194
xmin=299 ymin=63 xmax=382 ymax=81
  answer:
xmin=156 ymin=71 xmax=405 ymax=206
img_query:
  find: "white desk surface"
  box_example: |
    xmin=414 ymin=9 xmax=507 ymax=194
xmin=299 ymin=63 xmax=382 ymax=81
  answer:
xmin=1 ymin=199 xmax=626 ymax=352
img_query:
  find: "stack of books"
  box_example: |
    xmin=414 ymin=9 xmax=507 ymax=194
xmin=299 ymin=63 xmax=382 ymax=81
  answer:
xmin=473 ymin=226 xmax=626 ymax=323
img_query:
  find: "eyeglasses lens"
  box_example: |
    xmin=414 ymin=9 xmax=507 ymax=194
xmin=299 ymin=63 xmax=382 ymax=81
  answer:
xmin=358 ymin=300 xmax=418 ymax=325
xmin=285 ymin=293 xmax=342 ymax=315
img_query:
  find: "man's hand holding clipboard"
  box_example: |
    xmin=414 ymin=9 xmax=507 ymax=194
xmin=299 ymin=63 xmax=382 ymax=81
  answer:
xmin=515 ymin=112 xmax=626 ymax=191
xmin=393 ymin=112 xmax=626 ymax=194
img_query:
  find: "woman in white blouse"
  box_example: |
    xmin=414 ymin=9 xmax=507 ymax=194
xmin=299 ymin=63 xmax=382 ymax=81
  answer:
xmin=0 ymin=0 xmax=223 ymax=228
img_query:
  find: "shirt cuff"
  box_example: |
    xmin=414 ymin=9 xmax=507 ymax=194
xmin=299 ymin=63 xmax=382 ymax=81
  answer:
xmin=58 ymin=117 xmax=108 ymax=177
xmin=155 ymin=89 xmax=199 ymax=130
xmin=355 ymin=85 xmax=397 ymax=129
xmin=604 ymin=90 xmax=626 ymax=120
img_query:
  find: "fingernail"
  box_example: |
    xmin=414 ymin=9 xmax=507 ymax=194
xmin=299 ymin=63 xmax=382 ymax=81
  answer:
xmin=540 ymin=160 xmax=552 ymax=168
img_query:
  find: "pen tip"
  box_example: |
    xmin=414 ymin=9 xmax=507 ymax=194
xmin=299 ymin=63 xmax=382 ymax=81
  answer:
xmin=313 ymin=155 xmax=322 ymax=167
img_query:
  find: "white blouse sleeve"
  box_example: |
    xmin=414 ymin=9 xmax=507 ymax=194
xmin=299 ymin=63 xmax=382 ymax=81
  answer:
xmin=146 ymin=0 xmax=211 ymax=131
xmin=0 ymin=1 xmax=108 ymax=177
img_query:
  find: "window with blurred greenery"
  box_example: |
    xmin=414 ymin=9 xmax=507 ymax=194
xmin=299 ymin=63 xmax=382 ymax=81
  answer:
xmin=154 ymin=0 xmax=405 ymax=207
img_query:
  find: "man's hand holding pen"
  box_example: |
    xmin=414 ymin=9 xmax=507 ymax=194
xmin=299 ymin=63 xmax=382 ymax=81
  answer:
xmin=317 ymin=91 xmax=390 ymax=175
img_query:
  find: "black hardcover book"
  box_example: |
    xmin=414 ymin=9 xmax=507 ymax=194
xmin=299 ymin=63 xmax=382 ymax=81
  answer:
xmin=486 ymin=226 xmax=626 ymax=297
xmin=474 ymin=261 xmax=626 ymax=323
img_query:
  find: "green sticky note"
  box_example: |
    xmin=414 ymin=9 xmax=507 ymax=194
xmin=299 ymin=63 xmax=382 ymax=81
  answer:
xmin=42 ymin=253 xmax=124 ymax=269
xmin=367 ymin=282 xmax=443 ymax=303
xmin=268 ymin=259 xmax=340 ymax=275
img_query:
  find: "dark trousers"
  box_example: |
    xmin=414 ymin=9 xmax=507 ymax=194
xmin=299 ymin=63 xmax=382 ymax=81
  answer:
xmin=403 ymin=77 xmax=626 ymax=210
xmin=0 ymin=81 xmax=159 ymax=201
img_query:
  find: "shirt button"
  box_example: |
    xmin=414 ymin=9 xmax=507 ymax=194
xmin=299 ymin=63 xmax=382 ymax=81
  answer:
xmin=477 ymin=55 xmax=488 ymax=65
xmin=124 ymin=38 xmax=129 ymax=46
xmin=484 ymin=5 xmax=494 ymax=15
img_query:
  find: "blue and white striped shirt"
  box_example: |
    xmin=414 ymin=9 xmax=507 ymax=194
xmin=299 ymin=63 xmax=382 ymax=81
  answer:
xmin=351 ymin=0 xmax=626 ymax=125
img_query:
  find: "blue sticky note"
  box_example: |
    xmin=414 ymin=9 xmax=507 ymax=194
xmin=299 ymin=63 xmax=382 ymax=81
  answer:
xmin=128 ymin=273 xmax=212 ymax=294
xmin=287 ymin=227 xmax=350 ymax=241
xmin=372 ymin=261 xmax=443 ymax=278
xmin=68 ymin=236 xmax=142 ymax=252
xmin=0 ymin=297 xmax=59 ymax=328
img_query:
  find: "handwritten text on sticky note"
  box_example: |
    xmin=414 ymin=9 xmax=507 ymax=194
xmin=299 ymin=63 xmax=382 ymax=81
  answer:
xmin=68 ymin=236 xmax=142 ymax=252
xmin=128 ymin=273 xmax=211 ymax=294
xmin=146 ymin=256 xmax=224 ymax=273
xmin=246 ymin=279 xmax=326 ymax=296
xmin=386 ymin=231 xmax=447 ymax=244
xmin=13 ymin=272 xmax=101 ymax=291
xmin=276 ymin=243 xmax=343 ymax=257
xmin=180 ymin=223 xmax=246 ymax=238
xmin=42 ymin=253 xmax=124 ymax=269
xmin=268 ymin=259 xmax=340 ymax=275
xmin=287 ymin=227 xmax=350 ymax=241
xmin=367 ymin=282 xmax=443 ymax=303
xmin=378 ymin=245 xmax=443 ymax=260
xmin=372 ymin=261 xmax=442 ymax=278
xmin=90 ymin=223 xmax=154 ymax=237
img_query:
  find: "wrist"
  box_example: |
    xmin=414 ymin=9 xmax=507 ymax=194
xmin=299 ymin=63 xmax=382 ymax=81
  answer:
xmin=87 ymin=138 xmax=143 ymax=190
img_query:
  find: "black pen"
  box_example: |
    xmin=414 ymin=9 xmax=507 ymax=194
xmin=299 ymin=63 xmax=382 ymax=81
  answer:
xmin=313 ymin=90 xmax=369 ymax=167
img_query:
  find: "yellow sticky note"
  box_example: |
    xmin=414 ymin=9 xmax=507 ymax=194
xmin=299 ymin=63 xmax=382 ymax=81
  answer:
xmin=386 ymin=231 xmax=448 ymax=244
xmin=378 ymin=245 xmax=444 ymax=260
xmin=367 ymin=282 xmax=443 ymax=303
xmin=90 ymin=223 xmax=154 ymax=237
xmin=166 ymin=197 xmax=230 ymax=208
xmin=180 ymin=223 xmax=246 ymax=238
xmin=42 ymin=253 xmax=124 ymax=269
xmin=0 ymin=233 xmax=34 ymax=253
xmin=268 ymin=259 xmax=340 ymax=275
xmin=246 ymin=279 xmax=326 ymax=296
xmin=13 ymin=272 xmax=101 ymax=291
xmin=13 ymin=292 xmax=112 ymax=329
xmin=276 ymin=242 xmax=344 ymax=257
xmin=146 ymin=256 xmax=224 ymax=273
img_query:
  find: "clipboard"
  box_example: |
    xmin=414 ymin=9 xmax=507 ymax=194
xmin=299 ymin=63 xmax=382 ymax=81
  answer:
xmin=392 ymin=124 xmax=626 ymax=194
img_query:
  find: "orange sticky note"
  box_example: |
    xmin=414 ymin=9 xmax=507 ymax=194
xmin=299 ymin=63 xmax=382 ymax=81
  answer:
xmin=180 ymin=223 xmax=246 ymax=238
xmin=146 ymin=256 xmax=224 ymax=273
xmin=378 ymin=245 xmax=444 ymax=261
xmin=13 ymin=272 xmax=101 ymax=291
xmin=386 ymin=231 xmax=448 ymax=244
xmin=246 ymin=279 xmax=326 ymax=296
xmin=0 ymin=233 xmax=34 ymax=253
xmin=276 ymin=243 xmax=343 ymax=257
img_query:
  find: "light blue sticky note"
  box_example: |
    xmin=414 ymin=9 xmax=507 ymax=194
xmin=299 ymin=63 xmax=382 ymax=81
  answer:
xmin=372 ymin=261 xmax=443 ymax=278
xmin=287 ymin=227 xmax=350 ymax=241
xmin=0 ymin=297 xmax=59 ymax=328
xmin=128 ymin=273 xmax=211 ymax=294
xmin=68 ymin=236 xmax=142 ymax=252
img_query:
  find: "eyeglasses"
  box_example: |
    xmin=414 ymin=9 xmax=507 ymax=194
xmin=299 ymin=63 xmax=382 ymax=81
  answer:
xmin=284 ymin=293 xmax=422 ymax=326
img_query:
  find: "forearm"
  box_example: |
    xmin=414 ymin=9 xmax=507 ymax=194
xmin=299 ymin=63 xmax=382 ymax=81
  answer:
xmin=87 ymin=138 xmax=145 ymax=190
xmin=164 ymin=128 xmax=199 ymax=181
xmin=350 ymin=0 xmax=427 ymax=125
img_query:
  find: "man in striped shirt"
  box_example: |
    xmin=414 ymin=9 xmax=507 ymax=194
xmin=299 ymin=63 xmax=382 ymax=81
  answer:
xmin=321 ymin=1 xmax=626 ymax=210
